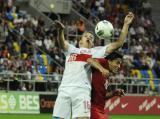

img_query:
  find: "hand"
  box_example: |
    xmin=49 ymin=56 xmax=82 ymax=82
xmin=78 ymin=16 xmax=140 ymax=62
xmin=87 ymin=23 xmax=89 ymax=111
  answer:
xmin=124 ymin=12 xmax=134 ymax=25
xmin=53 ymin=20 xmax=65 ymax=30
xmin=113 ymin=89 xmax=125 ymax=97
xmin=100 ymin=68 xmax=109 ymax=77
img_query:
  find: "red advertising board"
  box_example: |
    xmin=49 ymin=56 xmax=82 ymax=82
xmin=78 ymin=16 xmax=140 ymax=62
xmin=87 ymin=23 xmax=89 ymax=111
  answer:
xmin=105 ymin=96 xmax=160 ymax=114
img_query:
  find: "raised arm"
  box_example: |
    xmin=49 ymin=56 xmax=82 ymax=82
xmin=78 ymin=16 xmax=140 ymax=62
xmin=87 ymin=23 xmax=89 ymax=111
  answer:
xmin=54 ymin=20 xmax=69 ymax=51
xmin=87 ymin=58 xmax=109 ymax=77
xmin=106 ymin=12 xmax=134 ymax=54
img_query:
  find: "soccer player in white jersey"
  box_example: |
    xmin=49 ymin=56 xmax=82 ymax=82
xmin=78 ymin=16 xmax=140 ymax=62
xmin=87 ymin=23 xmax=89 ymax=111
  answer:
xmin=53 ymin=12 xmax=134 ymax=119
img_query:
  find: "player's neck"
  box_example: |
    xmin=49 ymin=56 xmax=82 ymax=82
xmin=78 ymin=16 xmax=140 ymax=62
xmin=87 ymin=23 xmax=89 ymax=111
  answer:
xmin=80 ymin=46 xmax=89 ymax=49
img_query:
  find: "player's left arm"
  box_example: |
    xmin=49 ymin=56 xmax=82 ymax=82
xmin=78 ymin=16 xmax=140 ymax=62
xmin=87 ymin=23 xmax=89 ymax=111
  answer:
xmin=87 ymin=58 xmax=109 ymax=77
xmin=105 ymin=89 xmax=125 ymax=100
xmin=106 ymin=12 xmax=134 ymax=54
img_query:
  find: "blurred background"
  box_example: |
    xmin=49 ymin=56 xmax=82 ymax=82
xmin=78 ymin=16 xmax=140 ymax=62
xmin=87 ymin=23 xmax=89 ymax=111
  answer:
xmin=0 ymin=0 xmax=160 ymax=118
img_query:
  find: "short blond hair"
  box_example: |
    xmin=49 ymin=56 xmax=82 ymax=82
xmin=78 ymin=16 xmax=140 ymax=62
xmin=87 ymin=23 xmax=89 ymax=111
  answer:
xmin=80 ymin=31 xmax=95 ymax=41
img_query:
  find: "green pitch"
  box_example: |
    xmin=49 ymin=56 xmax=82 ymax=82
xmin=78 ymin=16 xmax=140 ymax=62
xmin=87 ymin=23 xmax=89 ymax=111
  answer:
xmin=0 ymin=114 xmax=160 ymax=119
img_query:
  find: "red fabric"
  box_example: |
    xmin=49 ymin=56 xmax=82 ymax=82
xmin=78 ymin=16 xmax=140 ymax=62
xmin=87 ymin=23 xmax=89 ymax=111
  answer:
xmin=67 ymin=53 xmax=91 ymax=62
xmin=91 ymin=58 xmax=109 ymax=110
xmin=91 ymin=105 xmax=109 ymax=119
xmin=2 ymin=49 xmax=9 ymax=58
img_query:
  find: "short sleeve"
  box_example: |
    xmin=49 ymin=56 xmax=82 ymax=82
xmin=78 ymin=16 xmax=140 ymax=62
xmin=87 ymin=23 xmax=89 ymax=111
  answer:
xmin=91 ymin=44 xmax=111 ymax=58
xmin=63 ymin=43 xmax=79 ymax=56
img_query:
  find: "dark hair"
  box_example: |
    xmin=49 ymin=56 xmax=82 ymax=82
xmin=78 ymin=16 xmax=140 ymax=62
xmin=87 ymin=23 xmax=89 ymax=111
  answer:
xmin=105 ymin=51 xmax=123 ymax=60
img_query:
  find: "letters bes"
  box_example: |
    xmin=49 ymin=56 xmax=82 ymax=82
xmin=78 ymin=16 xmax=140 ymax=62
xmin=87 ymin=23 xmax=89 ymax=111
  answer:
xmin=0 ymin=92 xmax=40 ymax=114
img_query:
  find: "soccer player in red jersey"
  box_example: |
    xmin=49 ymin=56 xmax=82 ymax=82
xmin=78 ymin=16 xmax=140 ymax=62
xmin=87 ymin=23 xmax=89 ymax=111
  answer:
xmin=87 ymin=52 xmax=125 ymax=119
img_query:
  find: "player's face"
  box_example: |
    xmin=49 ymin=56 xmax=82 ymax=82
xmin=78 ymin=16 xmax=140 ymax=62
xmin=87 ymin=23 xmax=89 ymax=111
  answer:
xmin=109 ymin=58 xmax=122 ymax=74
xmin=79 ymin=32 xmax=94 ymax=48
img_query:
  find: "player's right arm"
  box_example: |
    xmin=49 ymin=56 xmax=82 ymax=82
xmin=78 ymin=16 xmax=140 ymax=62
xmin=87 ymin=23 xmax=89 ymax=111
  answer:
xmin=87 ymin=58 xmax=109 ymax=77
xmin=54 ymin=20 xmax=69 ymax=51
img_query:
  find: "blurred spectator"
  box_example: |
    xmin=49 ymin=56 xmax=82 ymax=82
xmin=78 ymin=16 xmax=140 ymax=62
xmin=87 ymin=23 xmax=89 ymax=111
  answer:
xmin=77 ymin=18 xmax=85 ymax=35
xmin=153 ymin=60 xmax=160 ymax=78
xmin=21 ymin=83 xmax=27 ymax=91
xmin=0 ymin=0 xmax=159 ymax=93
xmin=142 ymin=0 xmax=152 ymax=16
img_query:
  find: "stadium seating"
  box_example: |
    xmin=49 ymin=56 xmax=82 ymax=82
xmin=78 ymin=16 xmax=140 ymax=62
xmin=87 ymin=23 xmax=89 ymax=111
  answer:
xmin=0 ymin=0 xmax=159 ymax=94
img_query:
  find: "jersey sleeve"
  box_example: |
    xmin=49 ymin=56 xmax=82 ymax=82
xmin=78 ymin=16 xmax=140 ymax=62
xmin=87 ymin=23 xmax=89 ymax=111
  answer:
xmin=63 ymin=43 xmax=79 ymax=56
xmin=91 ymin=44 xmax=111 ymax=58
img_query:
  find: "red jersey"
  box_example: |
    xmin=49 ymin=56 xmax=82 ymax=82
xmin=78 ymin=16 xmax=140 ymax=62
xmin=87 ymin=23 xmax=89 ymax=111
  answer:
xmin=91 ymin=58 xmax=109 ymax=108
xmin=91 ymin=58 xmax=109 ymax=119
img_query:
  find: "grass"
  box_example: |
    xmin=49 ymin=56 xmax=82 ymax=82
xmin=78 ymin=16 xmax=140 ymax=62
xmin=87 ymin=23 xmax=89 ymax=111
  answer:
xmin=0 ymin=114 xmax=160 ymax=119
xmin=0 ymin=114 xmax=52 ymax=119
xmin=110 ymin=115 xmax=160 ymax=119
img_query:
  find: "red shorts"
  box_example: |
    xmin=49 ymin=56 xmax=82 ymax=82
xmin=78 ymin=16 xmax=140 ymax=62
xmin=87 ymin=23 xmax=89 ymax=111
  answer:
xmin=91 ymin=105 xmax=109 ymax=119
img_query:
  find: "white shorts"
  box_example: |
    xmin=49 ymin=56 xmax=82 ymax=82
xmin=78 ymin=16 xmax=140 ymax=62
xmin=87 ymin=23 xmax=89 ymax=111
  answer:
xmin=53 ymin=87 xmax=91 ymax=118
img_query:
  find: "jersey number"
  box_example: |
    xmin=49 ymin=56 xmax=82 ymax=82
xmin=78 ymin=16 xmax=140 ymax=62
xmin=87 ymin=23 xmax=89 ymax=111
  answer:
xmin=68 ymin=54 xmax=77 ymax=62
xmin=83 ymin=100 xmax=90 ymax=110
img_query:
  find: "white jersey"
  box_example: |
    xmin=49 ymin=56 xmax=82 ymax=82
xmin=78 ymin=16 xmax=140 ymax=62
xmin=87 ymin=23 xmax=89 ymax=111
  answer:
xmin=59 ymin=43 xmax=110 ymax=90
